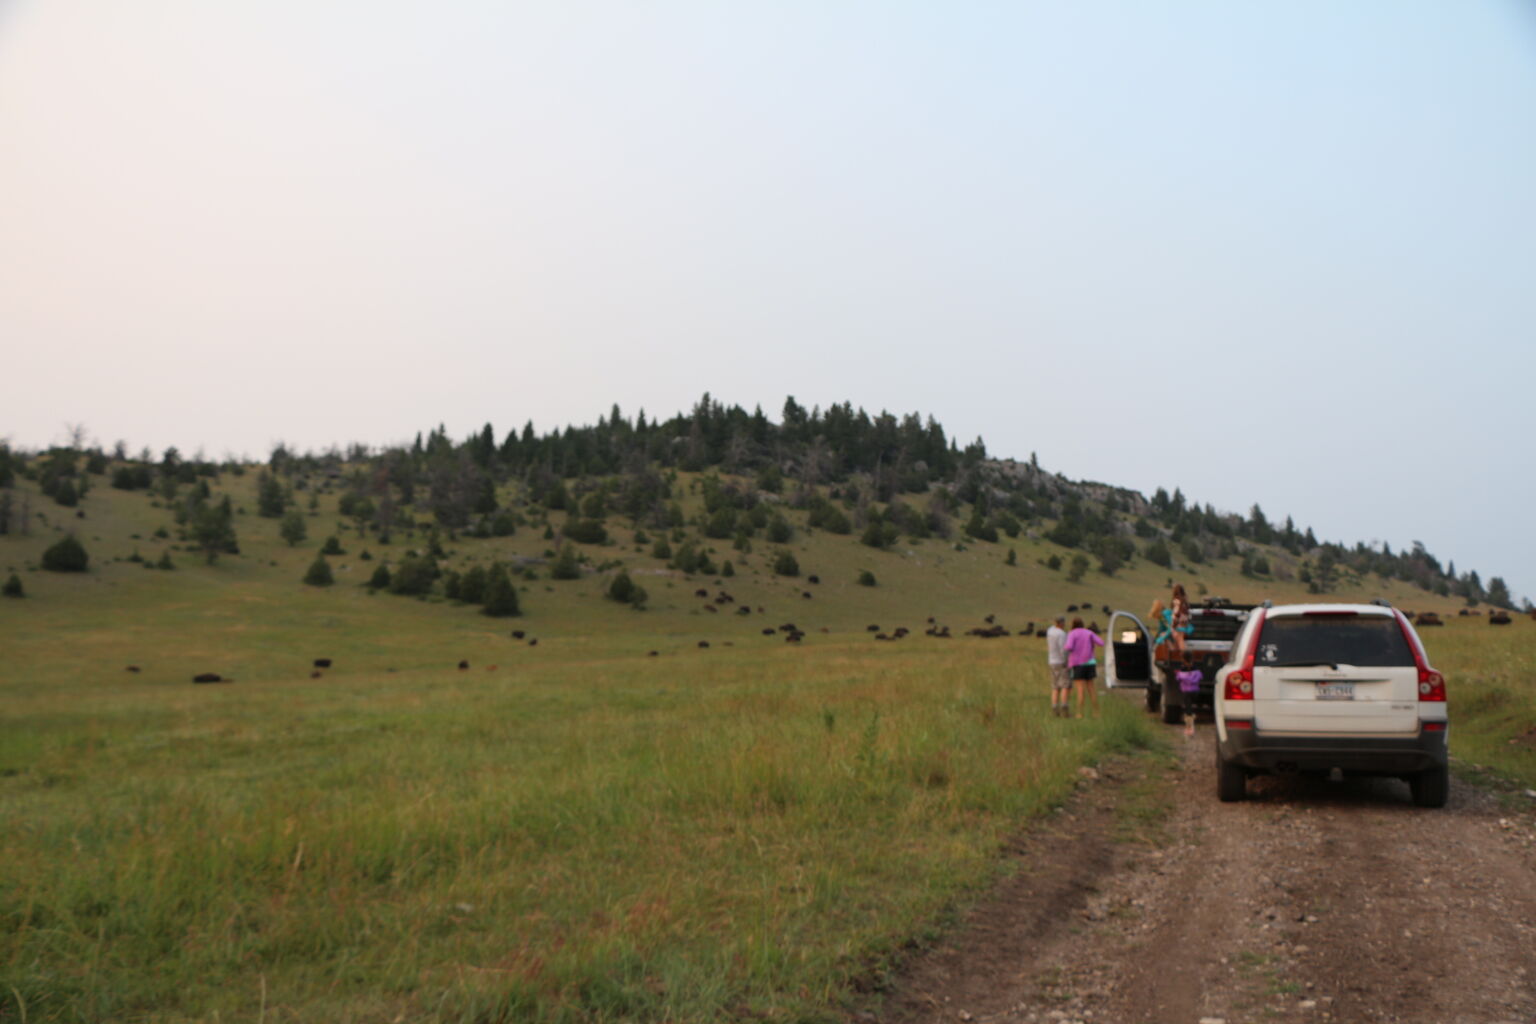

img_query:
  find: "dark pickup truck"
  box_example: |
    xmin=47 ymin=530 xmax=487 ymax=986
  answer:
xmin=1103 ymin=598 xmax=1257 ymax=724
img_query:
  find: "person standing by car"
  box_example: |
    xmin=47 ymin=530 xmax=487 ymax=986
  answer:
xmin=1045 ymin=615 xmax=1070 ymax=717
xmin=1170 ymin=583 xmax=1192 ymax=657
xmin=1063 ymin=617 xmax=1105 ymax=718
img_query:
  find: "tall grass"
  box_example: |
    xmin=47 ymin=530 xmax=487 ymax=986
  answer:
xmin=2 ymin=646 xmax=1153 ymax=1022
xmin=1423 ymin=619 xmax=1536 ymax=787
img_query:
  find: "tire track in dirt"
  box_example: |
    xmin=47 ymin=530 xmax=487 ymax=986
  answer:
xmin=874 ymin=715 xmax=1536 ymax=1024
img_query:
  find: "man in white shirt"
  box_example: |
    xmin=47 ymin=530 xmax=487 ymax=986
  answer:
xmin=1045 ymin=615 xmax=1070 ymax=717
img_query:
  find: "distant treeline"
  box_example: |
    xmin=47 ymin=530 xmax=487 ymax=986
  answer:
xmin=0 ymin=394 xmax=1519 ymax=608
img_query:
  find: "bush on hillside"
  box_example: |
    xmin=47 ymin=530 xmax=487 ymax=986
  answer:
xmin=482 ymin=564 xmax=521 ymax=617
xmin=41 ymin=535 xmax=89 ymax=572
xmin=550 ymin=544 xmax=582 ymax=580
xmin=320 ymin=535 xmax=344 ymax=556
xmin=303 ymin=555 xmax=334 ymax=587
xmin=773 ymin=550 xmax=800 ymax=577
xmin=2 ymin=573 xmax=23 ymax=597
xmin=367 ymin=564 xmax=392 ymax=590
xmin=389 ymin=554 xmax=438 ymax=596
xmin=458 ymin=564 xmax=488 ymax=604
xmin=280 ymin=509 xmax=307 ymax=547
xmin=857 ymin=569 xmax=877 ymax=587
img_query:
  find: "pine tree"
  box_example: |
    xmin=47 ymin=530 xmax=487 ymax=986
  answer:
xmin=550 ymin=544 xmax=581 ymax=580
xmin=2 ymin=573 xmax=23 ymax=597
xmin=280 ymin=509 xmax=307 ymax=547
xmin=368 ymin=564 xmax=391 ymax=590
xmin=41 ymin=535 xmax=89 ymax=572
xmin=257 ymin=472 xmax=286 ymax=517
xmin=303 ymin=554 xmax=334 ymax=586
xmin=482 ymin=564 xmax=521 ymax=616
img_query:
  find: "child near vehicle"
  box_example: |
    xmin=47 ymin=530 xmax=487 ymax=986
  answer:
xmin=1063 ymin=617 xmax=1105 ymax=719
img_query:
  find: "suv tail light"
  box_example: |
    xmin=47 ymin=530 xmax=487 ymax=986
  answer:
xmin=1223 ymin=607 xmax=1266 ymax=702
xmin=1393 ymin=610 xmax=1446 ymax=703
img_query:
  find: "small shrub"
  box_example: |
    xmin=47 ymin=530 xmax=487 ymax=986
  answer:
xmin=368 ymin=564 xmax=392 ymax=590
xmin=303 ymin=554 xmax=334 ymax=587
xmin=280 ymin=509 xmax=307 ymax=547
xmin=550 ymin=544 xmax=581 ymax=580
xmin=857 ymin=569 xmax=876 ymax=587
xmin=773 ymin=550 xmax=800 ymax=577
xmin=482 ymin=564 xmax=521 ymax=616
xmin=721 ymin=560 xmax=735 ymax=577
xmin=41 ymin=535 xmax=89 ymax=572
xmin=2 ymin=573 xmax=23 ymax=598
xmin=320 ymin=535 xmax=344 ymax=556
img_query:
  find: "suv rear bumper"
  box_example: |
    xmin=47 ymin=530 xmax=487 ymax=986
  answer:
xmin=1219 ymin=727 xmax=1447 ymax=775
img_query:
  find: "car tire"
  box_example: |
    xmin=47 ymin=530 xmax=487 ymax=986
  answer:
xmin=1217 ymin=750 xmax=1246 ymax=802
xmin=1410 ymin=765 xmax=1449 ymax=808
xmin=1145 ymin=685 xmax=1161 ymax=714
xmin=1161 ymin=696 xmax=1182 ymax=726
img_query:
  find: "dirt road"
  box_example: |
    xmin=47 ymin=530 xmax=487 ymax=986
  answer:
xmin=878 ymin=713 xmax=1536 ymax=1024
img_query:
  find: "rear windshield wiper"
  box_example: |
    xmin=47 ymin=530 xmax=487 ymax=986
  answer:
xmin=1264 ymin=661 xmax=1340 ymax=669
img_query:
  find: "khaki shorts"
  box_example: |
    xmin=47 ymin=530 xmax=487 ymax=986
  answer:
xmin=1049 ymin=664 xmax=1071 ymax=690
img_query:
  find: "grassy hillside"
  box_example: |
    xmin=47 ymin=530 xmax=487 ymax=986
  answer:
xmin=3 ymin=461 xmax=1532 ymax=1022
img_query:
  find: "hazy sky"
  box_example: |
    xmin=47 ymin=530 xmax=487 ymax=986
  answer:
xmin=3 ymin=1 xmax=1534 ymax=602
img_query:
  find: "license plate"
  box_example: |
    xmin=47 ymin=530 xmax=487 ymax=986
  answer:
xmin=1315 ymin=682 xmax=1355 ymax=701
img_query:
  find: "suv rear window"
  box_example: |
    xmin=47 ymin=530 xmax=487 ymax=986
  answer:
xmin=1189 ymin=611 xmax=1243 ymax=642
xmin=1255 ymin=615 xmax=1414 ymax=668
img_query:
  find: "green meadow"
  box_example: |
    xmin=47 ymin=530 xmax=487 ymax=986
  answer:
xmin=3 ymin=468 xmax=1532 ymax=1022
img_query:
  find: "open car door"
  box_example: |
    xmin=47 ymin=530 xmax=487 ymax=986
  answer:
xmin=1104 ymin=610 xmax=1152 ymax=690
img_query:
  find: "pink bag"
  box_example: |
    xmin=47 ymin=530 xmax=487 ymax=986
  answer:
xmin=1176 ymin=669 xmax=1203 ymax=694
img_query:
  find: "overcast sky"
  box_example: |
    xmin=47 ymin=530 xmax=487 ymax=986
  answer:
xmin=3 ymin=1 xmax=1533 ymax=602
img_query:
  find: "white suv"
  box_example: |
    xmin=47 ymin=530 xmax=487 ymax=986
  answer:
xmin=1213 ymin=601 xmax=1449 ymax=806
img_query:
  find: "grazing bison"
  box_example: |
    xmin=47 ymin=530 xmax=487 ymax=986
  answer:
xmin=1490 ymin=611 xmax=1513 ymax=625
xmin=313 ymin=658 xmax=332 ymax=668
xmin=698 ymin=641 xmax=710 ymax=649
xmin=802 ymin=591 xmax=813 ymax=599
xmin=705 ymin=605 xmax=718 ymax=613
xmin=785 ymin=633 xmax=802 ymax=643
xmin=762 ymin=627 xmax=777 ymax=636
xmin=984 ymin=614 xmax=995 ymax=624
xmin=778 ymin=623 xmax=798 ymax=632
xmin=192 ymin=673 xmax=226 ymax=684
xmin=867 ymin=624 xmax=881 ymax=632
xmin=126 ymin=665 xmax=141 ymax=673
xmin=310 ymin=670 xmax=322 ymax=679
xmin=648 ymin=650 xmax=659 ymax=657
xmin=511 ymin=630 xmax=526 ymax=639
xmin=695 ymin=588 xmax=708 ymax=598
xmin=457 ymin=660 xmax=469 ymax=670
xmin=807 ymin=575 xmax=820 ymax=584
xmin=1067 ymin=604 xmax=1079 ymax=612
xmin=1415 ymin=612 xmax=1443 ymax=627
xmin=893 ymin=627 xmax=909 ymax=638
xmin=737 ymin=606 xmax=751 ymax=615
xmin=528 ymin=639 xmax=538 ymax=646
xmin=875 ymin=633 xmax=890 ymax=641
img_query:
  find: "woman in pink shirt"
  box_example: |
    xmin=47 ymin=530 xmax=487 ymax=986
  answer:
xmin=1063 ymin=617 xmax=1105 ymax=718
